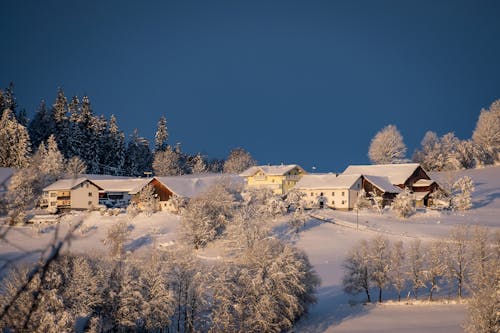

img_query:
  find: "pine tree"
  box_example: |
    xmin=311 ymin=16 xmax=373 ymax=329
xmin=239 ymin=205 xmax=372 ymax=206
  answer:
xmin=124 ymin=129 xmax=153 ymax=177
xmin=28 ymin=99 xmax=55 ymax=149
xmin=0 ymin=109 xmax=31 ymax=168
xmin=50 ymin=88 xmax=70 ymax=157
xmin=102 ymin=115 xmax=125 ymax=175
xmin=40 ymin=135 xmax=65 ymax=183
xmin=368 ymin=124 xmax=407 ymax=164
xmin=190 ymin=153 xmax=207 ymax=174
xmin=154 ymin=115 xmax=168 ymax=152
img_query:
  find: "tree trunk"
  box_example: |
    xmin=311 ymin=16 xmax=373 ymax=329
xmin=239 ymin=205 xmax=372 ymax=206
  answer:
xmin=378 ymin=287 xmax=382 ymax=303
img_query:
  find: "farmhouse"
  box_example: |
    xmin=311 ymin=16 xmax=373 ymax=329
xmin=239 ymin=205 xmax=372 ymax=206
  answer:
xmin=41 ymin=178 xmax=103 ymax=212
xmin=361 ymin=175 xmax=402 ymax=207
xmin=240 ymin=164 xmax=306 ymax=195
xmin=150 ymin=174 xmax=243 ymax=213
xmin=88 ymin=176 xmax=152 ymax=207
xmin=342 ymin=163 xmax=440 ymax=207
xmin=294 ymin=173 xmax=363 ymax=210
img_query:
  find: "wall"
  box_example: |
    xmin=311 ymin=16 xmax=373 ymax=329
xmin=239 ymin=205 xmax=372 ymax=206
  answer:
xmin=71 ymin=181 xmax=100 ymax=209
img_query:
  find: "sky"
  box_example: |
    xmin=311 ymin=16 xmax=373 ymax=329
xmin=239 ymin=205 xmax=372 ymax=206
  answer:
xmin=1 ymin=0 xmax=500 ymax=172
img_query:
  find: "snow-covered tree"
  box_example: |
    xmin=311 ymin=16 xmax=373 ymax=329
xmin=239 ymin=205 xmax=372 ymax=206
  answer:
xmin=104 ymin=220 xmax=130 ymax=258
xmin=451 ymin=176 xmax=474 ymax=211
xmin=124 ymin=129 xmax=153 ymax=177
xmin=190 ymin=153 xmax=207 ymax=174
xmin=391 ymin=187 xmax=415 ymax=218
xmin=389 ymin=240 xmax=406 ymax=302
xmin=472 ymin=99 xmax=500 ymax=164
xmin=40 ymin=135 xmax=65 ymax=183
xmin=138 ymin=184 xmax=157 ymax=216
xmin=153 ymin=146 xmax=181 ymax=176
xmin=65 ymin=156 xmax=87 ymax=178
xmin=28 ymin=99 xmax=55 ymax=149
xmin=368 ymin=124 xmax=407 ymax=164
xmin=50 ymin=88 xmax=70 ymax=157
xmin=423 ymin=240 xmax=446 ymax=301
xmin=104 ymin=115 xmax=126 ymax=175
xmin=180 ymin=182 xmax=237 ymax=248
xmin=445 ymin=225 xmax=470 ymax=298
xmin=355 ymin=189 xmax=372 ymax=210
xmin=408 ymin=239 xmax=426 ymax=299
xmin=369 ymin=235 xmax=391 ymax=303
xmin=0 ymin=108 xmax=31 ymax=168
xmin=223 ymin=147 xmax=256 ymax=173
xmin=342 ymin=239 xmax=372 ymax=302
xmin=154 ymin=115 xmax=168 ymax=152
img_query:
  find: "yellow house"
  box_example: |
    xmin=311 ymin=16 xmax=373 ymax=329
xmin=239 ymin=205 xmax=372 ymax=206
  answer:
xmin=240 ymin=164 xmax=307 ymax=195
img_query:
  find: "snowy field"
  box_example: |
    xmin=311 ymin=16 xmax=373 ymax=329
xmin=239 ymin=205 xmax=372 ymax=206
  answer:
xmin=0 ymin=166 xmax=498 ymax=332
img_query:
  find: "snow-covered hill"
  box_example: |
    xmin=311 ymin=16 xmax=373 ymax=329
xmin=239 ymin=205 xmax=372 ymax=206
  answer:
xmin=0 ymin=166 xmax=498 ymax=332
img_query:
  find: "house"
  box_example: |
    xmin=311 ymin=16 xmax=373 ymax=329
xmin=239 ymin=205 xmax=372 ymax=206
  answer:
xmin=361 ymin=175 xmax=402 ymax=207
xmin=88 ymin=176 xmax=152 ymax=207
xmin=42 ymin=178 xmax=103 ymax=212
xmin=342 ymin=163 xmax=440 ymax=207
xmin=294 ymin=173 xmax=363 ymax=210
xmin=240 ymin=164 xmax=307 ymax=195
xmin=150 ymin=174 xmax=244 ymax=213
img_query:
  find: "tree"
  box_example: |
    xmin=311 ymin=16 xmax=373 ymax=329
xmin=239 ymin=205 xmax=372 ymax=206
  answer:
xmin=190 ymin=153 xmax=207 ymax=174
xmin=423 ymin=240 xmax=446 ymax=301
xmin=368 ymin=124 xmax=407 ymax=164
xmin=50 ymin=88 xmax=70 ymax=157
xmin=65 ymin=156 xmax=87 ymax=178
xmin=124 ymin=129 xmax=153 ymax=177
xmin=104 ymin=220 xmax=130 ymax=258
xmin=40 ymin=135 xmax=65 ymax=184
xmin=342 ymin=239 xmax=372 ymax=303
xmin=472 ymin=99 xmax=500 ymax=164
xmin=355 ymin=189 xmax=372 ymax=210
xmin=452 ymin=176 xmax=475 ymax=211
xmin=389 ymin=240 xmax=406 ymax=302
xmin=152 ymin=146 xmax=181 ymax=176
xmin=138 ymin=184 xmax=157 ymax=216
xmin=446 ymin=225 xmax=470 ymax=298
xmin=0 ymin=109 xmax=31 ymax=168
xmin=154 ymin=115 xmax=168 ymax=152
xmin=408 ymin=239 xmax=425 ymax=299
xmin=391 ymin=187 xmax=415 ymax=218
xmin=369 ymin=235 xmax=391 ymax=303
xmin=223 ymin=147 xmax=256 ymax=173
xmin=180 ymin=182 xmax=237 ymax=249
xmin=28 ymin=99 xmax=55 ymax=150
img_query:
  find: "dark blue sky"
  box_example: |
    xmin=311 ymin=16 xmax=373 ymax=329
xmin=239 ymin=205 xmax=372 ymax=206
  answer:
xmin=1 ymin=0 xmax=499 ymax=172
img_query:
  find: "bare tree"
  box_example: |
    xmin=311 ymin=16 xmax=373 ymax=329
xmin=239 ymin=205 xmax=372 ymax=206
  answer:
xmin=369 ymin=235 xmax=391 ymax=303
xmin=423 ymin=240 xmax=446 ymax=301
xmin=223 ymin=147 xmax=256 ymax=174
xmin=342 ymin=239 xmax=372 ymax=303
xmin=408 ymin=239 xmax=426 ymax=300
xmin=445 ymin=225 xmax=470 ymax=298
xmin=389 ymin=240 xmax=406 ymax=302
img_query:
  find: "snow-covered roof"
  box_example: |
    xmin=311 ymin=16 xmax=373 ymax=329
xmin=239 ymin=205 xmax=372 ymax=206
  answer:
xmin=0 ymin=167 xmax=14 ymax=190
xmin=43 ymin=178 xmax=103 ymax=191
xmin=240 ymin=164 xmax=304 ymax=177
xmin=413 ymin=179 xmax=435 ymax=187
xmin=363 ymin=175 xmax=402 ymax=194
xmin=90 ymin=178 xmax=152 ymax=194
xmin=295 ymin=174 xmax=361 ymax=190
xmin=155 ymin=173 xmax=244 ymax=198
xmin=343 ymin=163 xmax=423 ymax=185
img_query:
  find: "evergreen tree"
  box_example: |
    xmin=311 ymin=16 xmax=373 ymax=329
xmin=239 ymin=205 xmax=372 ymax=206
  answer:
xmin=0 ymin=109 xmax=31 ymax=168
xmin=40 ymin=135 xmax=65 ymax=184
xmin=190 ymin=153 xmax=207 ymax=174
xmin=28 ymin=99 xmax=55 ymax=149
xmin=101 ymin=115 xmax=126 ymax=175
xmin=50 ymin=88 xmax=70 ymax=156
xmin=124 ymin=129 xmax=153 ymax=177
xmin=154 ymin=115 xmax=168 ymax=152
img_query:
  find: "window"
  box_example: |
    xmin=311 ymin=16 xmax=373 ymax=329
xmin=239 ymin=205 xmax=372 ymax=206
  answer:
xmin=342 ymin=200 xmax=345 ymax=205
xmin=332 ymin=200 xmax=335 ymax=205
xmin=88 ymin=201 xmax=92 ymax=206
xmin=86 ymin=183 xmax=89 ymax=188
xmin=50 ymin=193 xmax=56 ymax=197
xmin=50 ymin=202 xmax=56 ymax=206
xmin=88 ymin=192 xmax=92 ymax=197
xmin=332 ymin=192 xmax=335 ymax=196
xmin=357 ymin=183 xmax=360 ymax=189
xmin=342 ymin=191 xmax=345 ymax=196
xmin=310 ymin=192 xmax=314 ymax=197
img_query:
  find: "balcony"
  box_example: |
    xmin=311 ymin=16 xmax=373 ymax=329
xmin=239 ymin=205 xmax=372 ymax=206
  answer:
xmin=286 ymin=175 xmax=301 ymax=181
xmin=57 ymin=199 xmax=71 ymax=207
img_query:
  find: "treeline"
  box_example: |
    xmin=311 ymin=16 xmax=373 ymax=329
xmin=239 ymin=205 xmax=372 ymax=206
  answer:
xmin=368 ymin=100 xmax=500 ymax=170
xmin=0 ymin=83 xmax=257 ymax=176
xmin=342 ymin=226 xmax=499 ymax=332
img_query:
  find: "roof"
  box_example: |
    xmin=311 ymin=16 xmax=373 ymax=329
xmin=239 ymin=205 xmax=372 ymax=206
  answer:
xmin=413 ymin=179 xmax=435 ymax=187
xmin=240 ymin=164 xmax=303 ymax=177
xmin=295 ymin=174 xmax=361 ymax=190
xmin=414 ymin=191 xmax=430 ymax=201
xmin=43 ymin=177 xmax=103 ymax=191
xmin=90 ymin=178 xmax=152 ymax=194
xmin=154 ymin=173 xmax=244 ymax=198
xmin=363 ymin=175 xmax=402 ymax=194
xmin=343 ymin=163 xmax=423 ymax=185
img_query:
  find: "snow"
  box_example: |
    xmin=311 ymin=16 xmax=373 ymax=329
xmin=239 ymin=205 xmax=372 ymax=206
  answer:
xmin=1 ymin=165 xmax=499 ymax=332
xmin=155 ymin=173 xmax=243 ymax=198
xmin=413 ymin=179 xmax=435 ymax=187
xmin=295 ymin=174 xmax=361 ymax=189
xmin=240 ymin=164 xmax=302 ymax=176
xmin=363 ymin=175 xmax=402 ymax=193
xmin=89 ymin=178 xmax=152 ymax=194
xmin=42 ymin=177 xmax=97 ymax=191
xmin=343 ymin=163 xmax=424 ymax=186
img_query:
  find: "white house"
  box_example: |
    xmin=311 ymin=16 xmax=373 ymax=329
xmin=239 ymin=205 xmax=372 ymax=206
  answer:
xmin=42 ymin=178 xmax=103 ymax=212
xmin=88 ymin=176 xmax=152 ymax=207
xmin=294 ymin=173 xmax=363 ymax=210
